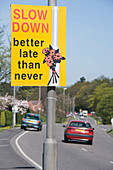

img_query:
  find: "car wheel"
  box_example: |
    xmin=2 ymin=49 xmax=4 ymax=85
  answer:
xmin=37 ymin=128 xmax=40 ymax=131
xmin=23 ymin=127 xmax=26 ymax=130
xmin=64 ymin=135 xmax=68 ymax=143
xmin=88 ymin=140 xmax=93 ymax=145
xmin=21 ymin=126 xmax=23 ymax=129
xmin=40 ymin=125 xmax=42 ymax=131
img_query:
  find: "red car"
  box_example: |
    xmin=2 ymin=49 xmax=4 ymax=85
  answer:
xmin=64 ymin=120 xmax=94 ymax=145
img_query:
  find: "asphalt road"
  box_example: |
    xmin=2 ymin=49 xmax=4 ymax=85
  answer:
xmin=0 ymin=117 xmax=113 ymax=170
xmin=0 ymin=128 xmax=36 ymax=170
xmin=10 ymin=117 xmax=113 ymax=170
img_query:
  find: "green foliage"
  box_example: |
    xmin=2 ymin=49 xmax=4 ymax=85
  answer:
xmin=0 ymin=76 xmax=113 ymax=125
xmin=16 ymin=113 xmax=25 ymax=124
xmin=5 ymin=111 xmax=13 ymax=126
xmin=0 ymin=25 xmax=11 ymax=82
xmin=40 ymin=115 xmax=46 ymax=123
xmin=0 ymin=82 xmax=13 ymax=96
xmin=0 ymin=111 xmax=6 ymax=127
xmin=26 ymin=107 xmax=32 ymax=113
xmin=80 ymin=77 xmax=86 ymax=82
xmin=111 ymin=130 xmax=113 ymax=135
xmin=96 ymin=92 xmax=113 ymax=124
xmin=56 ymin=93 xmax=64 ymax=123
xmin=16 ymin=86 xmax=47 ymax=101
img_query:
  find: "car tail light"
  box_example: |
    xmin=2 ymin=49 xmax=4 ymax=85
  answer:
xmin=22 ymin=118 xmax=25 ymax=121
xmin=37 ymin=120 xmax=40 ymax=123
xmin=66 ymin=128 xmax=71 ymax=133
xmin=89 ymin=130 xmax=93 ymax=133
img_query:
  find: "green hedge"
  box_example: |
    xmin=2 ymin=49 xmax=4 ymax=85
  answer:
xmin=0 ymin=110 xmax=25 ymax=126
xmin=5 ymin=111 xmax=13 ymax=126
xmin=16 ymin=113 xmax=26 ymax=124
xmin=0 ymin=111 xmax=6 ymax=127
xmin=0 ymin=108 xmax=45 ymax=127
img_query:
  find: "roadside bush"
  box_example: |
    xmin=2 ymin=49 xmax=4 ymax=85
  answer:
xmin=40 ymin=114 xmax=46 ymax=123
xmin=5 ymin=111 xmax=13 ymax=126
xmin=16 ymin=112 xmax=26 ymax=124
xmin=16 ymin=113 xmax=23 ymax=124
xmin=0 ymin=111 xmax=6 ymax=127
xmin=27 ymin=107 xmax=32 ymax=113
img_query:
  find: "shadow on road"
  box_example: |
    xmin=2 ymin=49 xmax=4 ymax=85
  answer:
xmin=0 ymin=167 xmax=36 ymax=170
xmin=62 ymin=140 xmax=90 ymax=145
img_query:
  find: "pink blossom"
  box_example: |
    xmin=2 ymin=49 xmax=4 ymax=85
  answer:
xmin=47 ymin=59 xmax=54 ymax=67
xmin=50 ymin=49 xmax=55 ymax=56
xmin=42 ymin=47 xmax=49 ymax=54
xmin=53 ymin=53 xmax=62 ymax=61
xmin=0 ymin=94 xmax=28 ymax=114
xmin=47 ymin=55 xmax=52 ymax=62
xmin=45 ymin=56 xmax=48 ymax=61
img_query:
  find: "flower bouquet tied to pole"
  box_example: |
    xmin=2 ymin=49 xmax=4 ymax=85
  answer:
xmin=42 ymin=45 xmax=65 ymax=85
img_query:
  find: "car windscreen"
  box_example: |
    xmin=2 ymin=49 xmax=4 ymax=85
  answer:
xmin=24 ymin=115 xmax=39 ymax=120
xmin=69 ymin=122 xmax=91 ymax=128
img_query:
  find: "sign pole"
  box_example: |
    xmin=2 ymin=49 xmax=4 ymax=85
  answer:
xmin=13 ymin=86 xmax=16 ymax=128
xmin=39 ymin=86 xmax=41 ymax=116
xmin=43 ymin=1 xmax=57 ymax=170
xmin=43 ymin=87 xmax=57 ymax=170
xmin=73 ymin=96 xmax=75 ymax=113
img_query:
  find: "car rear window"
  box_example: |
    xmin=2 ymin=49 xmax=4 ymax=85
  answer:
xmin=24 ymin=115 xmax=39 ymax=120
xmin=69 ymin=122 xmax=91 ymax=128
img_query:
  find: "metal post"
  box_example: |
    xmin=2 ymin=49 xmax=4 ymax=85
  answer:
xmin=48 ymin=0 xmax=57 ymax=6
xmin=63 ymin=88 xmax=67 ymax=117
xmin=43 ymin=87 xmax=57 ymax=170
xmin=73 ymin=96 xmax=75 ymax=113
xmin=63 ymin=88 xmax=65 ymax=116
xmin=39 ymin=86 xmax=41 ymax=116
xmin=68 ymin=93 xmax=70 ymax=113
xmin=13 ymin=86 xmax=15 ymax=128
xmin=43 ymin=1 xmax=57 ymax=170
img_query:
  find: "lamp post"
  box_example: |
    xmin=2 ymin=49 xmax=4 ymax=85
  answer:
xmin=43 ymin=1 xmax=58 ymax=170
xmin=73 ymin=95 xmax=75 ymax=113
xmin=13 ymin=86 xmax=16 ymax=128
xmin=39 ymin=86 xmax=41 ymax=116
xmin=63 ymin=88 xmax=67 ymax=117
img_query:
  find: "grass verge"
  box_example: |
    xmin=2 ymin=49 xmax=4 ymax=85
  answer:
xmin=0 ymin=126 xmax=12 ymax=132
xmin=110 ymin=130 xmax=113 ymax=135
xmin=0 ymin=124 xmax=21 ymax=132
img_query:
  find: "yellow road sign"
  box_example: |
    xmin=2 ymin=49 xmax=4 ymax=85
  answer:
xmin=11 ymin=4 xmax=66 ymax=86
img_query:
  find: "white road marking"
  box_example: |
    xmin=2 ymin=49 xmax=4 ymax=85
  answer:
xmin=15 ymin=131 xmax=42 ymax=170
xmin=97 ymin=127 xmax=107 ymax=132
xmin=101 ymin=128 xmax=106 ymax=131
xmin=110 ymin=161 xmax=113 ymax=164
xmin=81 ymin=148 xmax=88 ymax=152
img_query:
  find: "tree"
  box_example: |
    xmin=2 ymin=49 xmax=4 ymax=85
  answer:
xmin=0 ymin=25 xmax=11 ymax=82
xmin=0 ymin=94 xmax=28 ymax=114
xmin=96 ymin=91 xmax=113 ymax=124
xmin=87 ymin=83 xmax=111 ymax=111
xmin=0 ymin=82 xmax=13 ymax=96
xmin=80 ymin=77 xmax=86 ymax=82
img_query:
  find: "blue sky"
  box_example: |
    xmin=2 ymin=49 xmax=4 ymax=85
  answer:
xmin=0 ymin=0 xmax=113 ymax=86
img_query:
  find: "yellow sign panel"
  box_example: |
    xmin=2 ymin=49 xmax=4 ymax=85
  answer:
xmin=11 ymin=4 xmax=66 ymax=86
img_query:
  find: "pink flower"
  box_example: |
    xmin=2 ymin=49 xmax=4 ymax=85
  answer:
xmin=53 ymin=53 xmax=62 ymax=61
xmin=50 ymin=49 xmax=55 ymax=56
xmin=42 ymin=47 xmax=49 ymax=54
xmin=45 ymin=56 xmax=48 ymax=62
xmin=47 ymin=59 xmax=54 ymax=67
xmin=47 ymin=55 xmax=52 ymax=62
